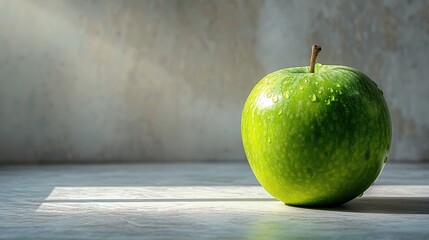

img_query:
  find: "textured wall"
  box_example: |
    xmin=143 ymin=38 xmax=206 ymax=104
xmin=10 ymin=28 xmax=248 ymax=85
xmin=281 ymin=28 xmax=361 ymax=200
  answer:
xmin=0 ymin=0 xmax=428 ymax=163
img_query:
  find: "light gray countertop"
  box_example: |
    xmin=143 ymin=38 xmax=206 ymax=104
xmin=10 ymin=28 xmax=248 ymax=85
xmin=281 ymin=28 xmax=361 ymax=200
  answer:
xmin=0 ymin=163 xmax=428 ymax=239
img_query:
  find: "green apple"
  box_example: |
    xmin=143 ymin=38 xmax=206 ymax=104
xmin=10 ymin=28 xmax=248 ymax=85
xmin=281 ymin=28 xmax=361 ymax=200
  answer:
xmin=241 ymin=45 xmax=391 ymax=207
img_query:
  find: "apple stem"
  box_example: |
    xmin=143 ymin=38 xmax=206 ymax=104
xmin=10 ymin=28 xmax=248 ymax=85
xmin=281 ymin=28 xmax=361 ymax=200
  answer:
xmin=310 ymin=45 xmax=322 ymax=73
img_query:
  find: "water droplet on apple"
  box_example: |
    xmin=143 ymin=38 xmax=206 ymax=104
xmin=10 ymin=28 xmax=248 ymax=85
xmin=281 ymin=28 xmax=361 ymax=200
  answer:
xmin=304 ymin=79 xmax=308 ymax=83
xmin=268 ymin=137 xmax=271 ymax=143
xmin=278 ymin=109 xmax=283 ymax=115
xmin=339 ymin=90 xmax=343 ymax=95
xmin=326 ymin=99 xmax=331 ymax=105
xmin=266 ymin=92 xmax=272 ymax=98
xmin=330 ymin=88 xmax=334 ymax=93
xmin=272 ymin=95 xmax=279 ymax=103
xmin=336 ymin=83 xmax=341 ymax=87
xmin=282 ymin=91 xmax=290 ymax=99
xmin=299 ymin=85 xmax=303 ymax=90
xmin=384 ymin=156 xmax=388 ymax=163
xmin=331 ymin=95 xmax=335 ymax=101
xmin=378 ymin=89 xmax=384 ymax=95
xmin=290 ymin=89 xmax=294 ymax=93
xmin=311 ymin=94 xmax=317 ymax=102
xmin=318 ymin=90 xmax=322 ymax=94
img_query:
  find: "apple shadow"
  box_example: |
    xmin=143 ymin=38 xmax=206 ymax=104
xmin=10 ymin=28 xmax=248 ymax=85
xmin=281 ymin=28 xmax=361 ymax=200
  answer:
xmin=313 ymin=197 xmax=429 ymax=214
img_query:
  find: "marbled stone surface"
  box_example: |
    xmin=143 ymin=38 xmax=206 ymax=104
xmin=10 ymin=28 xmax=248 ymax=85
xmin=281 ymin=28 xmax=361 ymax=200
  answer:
xmin=0 ymin=163 xmax=428 ymax=239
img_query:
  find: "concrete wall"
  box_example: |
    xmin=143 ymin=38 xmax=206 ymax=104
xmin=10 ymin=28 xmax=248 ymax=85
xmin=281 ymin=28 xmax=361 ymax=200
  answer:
xmin=0 ymin=0 xmax=428 ymax=163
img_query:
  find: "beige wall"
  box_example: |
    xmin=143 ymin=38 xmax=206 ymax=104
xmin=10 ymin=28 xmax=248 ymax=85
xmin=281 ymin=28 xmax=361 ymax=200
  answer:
xmin=0 ymin=0 xmax=428 ymax=163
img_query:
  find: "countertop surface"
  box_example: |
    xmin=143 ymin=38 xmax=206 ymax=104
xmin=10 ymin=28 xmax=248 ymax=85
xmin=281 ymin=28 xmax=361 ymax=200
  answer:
xmin=0 ymin=163 xmax=428 ymax=239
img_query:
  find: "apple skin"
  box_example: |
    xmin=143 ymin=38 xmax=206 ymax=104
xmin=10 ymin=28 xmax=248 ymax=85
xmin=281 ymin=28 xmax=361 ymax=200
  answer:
xmin=241 ymin=64 xmax=391 ymax=207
